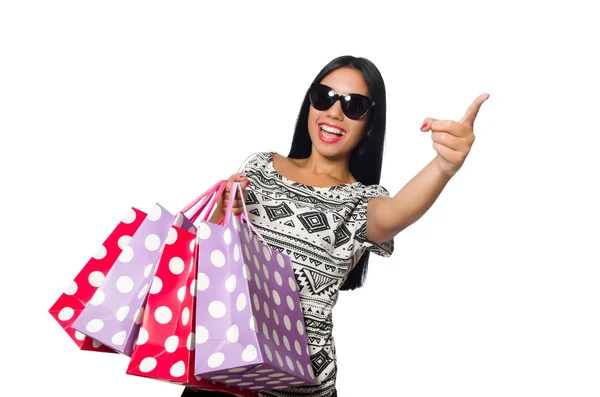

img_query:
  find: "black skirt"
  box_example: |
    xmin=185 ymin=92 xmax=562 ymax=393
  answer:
xmin=181 ymin=388 xmax=237 ymax=396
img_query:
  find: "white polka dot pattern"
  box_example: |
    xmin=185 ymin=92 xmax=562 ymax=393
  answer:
xmin=193 ymin=215 xmax=316 ymax=391
xmin=48 ymin=207 xmax=147 ymax=352
xmin=123 ymin=211 xmax=257 ymax=396
xmin=72 ymin=203 xmax=184 ymax=356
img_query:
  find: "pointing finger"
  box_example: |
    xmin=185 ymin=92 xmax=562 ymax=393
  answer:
xmin=459 ymin=93 xmax=490 ymax=127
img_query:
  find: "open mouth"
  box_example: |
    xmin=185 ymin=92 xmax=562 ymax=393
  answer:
xmin=318 ymin=123 xmax=346 ymax=142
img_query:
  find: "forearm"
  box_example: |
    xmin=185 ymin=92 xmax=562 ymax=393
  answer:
xmin=380 ymin=157 xmax=452 ymax=234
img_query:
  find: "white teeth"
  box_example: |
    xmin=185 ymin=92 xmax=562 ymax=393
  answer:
xmin=320 ymin=125 xmax=345 ymax=135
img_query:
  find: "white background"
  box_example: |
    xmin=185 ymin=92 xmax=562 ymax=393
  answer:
xmin=1 ymin=1 xmax=599 ymax=396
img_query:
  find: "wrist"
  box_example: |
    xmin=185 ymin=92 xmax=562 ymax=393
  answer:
xmin=433 ymin=155 xmax=458 ymax=180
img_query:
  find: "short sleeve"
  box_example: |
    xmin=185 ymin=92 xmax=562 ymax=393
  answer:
xmin=237 ymin=152 xmax=263 ymax=175
xmin=353 ymin=184 xmax=395 ymax=258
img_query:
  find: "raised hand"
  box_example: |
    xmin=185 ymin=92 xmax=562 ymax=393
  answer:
xmin=220 ymin=173 xmax=250 ymax=216
xmin=421 ymin=93 xmax=490 ymax=176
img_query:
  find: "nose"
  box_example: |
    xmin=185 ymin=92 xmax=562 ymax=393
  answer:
xmin=326 ymin=99 xmax=344 ymax=121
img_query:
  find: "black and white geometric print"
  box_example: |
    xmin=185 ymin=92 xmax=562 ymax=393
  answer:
xmin=239 ymin=152 xmax=394 ymax=397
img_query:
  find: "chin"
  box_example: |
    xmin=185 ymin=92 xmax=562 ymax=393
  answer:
xmin=312 ymin=142 xmax=352 ymax=160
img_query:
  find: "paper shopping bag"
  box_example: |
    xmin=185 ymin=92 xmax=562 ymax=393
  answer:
xmin=126 ymin=182 xmax=256 ymax=396
xmin=70 ymin=181 xmax=225 ymax=356
xmin=72 ymin=202 xmax=195 ymax=356
xmin=126 ymin=223 xmax=199 ymax=382
xmin=48 ymin=207 xmax=147 ymax=352
xmin=193 ymin=183 xmax=317 ymax=392
xmin=126 ymin=223 xmax=256 ymax=396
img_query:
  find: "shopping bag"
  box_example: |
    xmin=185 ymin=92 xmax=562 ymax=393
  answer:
xmin=69 ymin=180 xmax=225 ymax=355
xmin=72 ymin=201 xmax=195 ymax=356
xmin=48 ymin=207 xmax=147 ymax=352
xmin=123 ymin=184 xmax=236 ymax=377
xmin=125 ymin=189 xmax=257 ymax=396
xmin=193 ymin=183 xmax=317 ymax=392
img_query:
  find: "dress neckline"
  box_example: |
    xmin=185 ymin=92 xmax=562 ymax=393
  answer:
xmin=266 ymin=152 xmax=363 ymax=191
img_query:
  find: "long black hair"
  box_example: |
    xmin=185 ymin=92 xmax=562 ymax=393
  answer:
xmin=288 ymin=55 xmax=387 ymax=290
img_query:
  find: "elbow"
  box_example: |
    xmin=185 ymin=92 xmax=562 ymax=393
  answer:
xmin=367 ymin=211 xmax=403 ymax=245
xmin=367 ymin=201 xmax=412 ymax=244
xmin=367 ymin=223 xmax=403 ymax=246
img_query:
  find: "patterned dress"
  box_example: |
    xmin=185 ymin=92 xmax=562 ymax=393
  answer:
xmin=238 ymin=152 xmax=394 ymax=397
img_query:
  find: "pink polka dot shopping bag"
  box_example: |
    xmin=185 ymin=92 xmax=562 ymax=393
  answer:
xmin=192 ymin=183 xmax=318 ymax=392
xmin=125 ymin=182 xmax=257 ymax=396
xmin=48 ymin=207 xmax=147 ymax=353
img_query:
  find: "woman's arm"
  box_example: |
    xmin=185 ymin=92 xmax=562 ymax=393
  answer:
xmin=367 ymin=157 xmax=452 ymax=244
xmin=366 ymin=93 xmax=489 ymax=244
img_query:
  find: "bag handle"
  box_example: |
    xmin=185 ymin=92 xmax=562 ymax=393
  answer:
xmin=196 ymin=181 xmax=228 ymax=223
xmin=180 ymin=180 xmax=228 ymax=225
xmin=224 ymin=182 xmax=268 ymax=245
xmin=180 ymin=180 xmax=225 ymax=215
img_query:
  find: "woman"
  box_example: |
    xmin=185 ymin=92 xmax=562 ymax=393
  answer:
xmin=182 ymin=55 xmax=489 ymax=397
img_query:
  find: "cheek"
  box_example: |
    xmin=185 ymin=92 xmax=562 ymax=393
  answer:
xmin=308 ymin=108 xmax=317 ymax=123
xmin=307 ymin=109 xmax=319 ymax=133
xmin=349 ymin=121 xmax=368 ymax=143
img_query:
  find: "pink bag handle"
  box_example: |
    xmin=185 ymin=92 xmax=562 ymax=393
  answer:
xmin=239 ymin=197 xmax=267 ymax=245
xmin=181 ymin=180 xmax=228 ymax=224
xmin=223 ymin=181 xmax=240 ymax=225
xmin=197 ymin=182 xmax=228 ymax=223
xmin=181 ymin=180 xmax=225 ymax=215
xmin=224 ymin=182 xmax=267 ymax=245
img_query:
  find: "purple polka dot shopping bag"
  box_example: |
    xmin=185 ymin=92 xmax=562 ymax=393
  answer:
xmin=193 ymin=183 xmax=318 ymax=392
xmin=124 ymin=182 xmax=258 ymax=397
xmin=72 ymin=182 xmax=225 ymax=356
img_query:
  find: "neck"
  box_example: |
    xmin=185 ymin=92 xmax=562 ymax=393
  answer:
xmin=303 ymin=147 xmax=352 ymax=182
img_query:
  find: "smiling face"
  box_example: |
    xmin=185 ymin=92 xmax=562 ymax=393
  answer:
xmin=307 ymin=67 xmax=372 ymax=160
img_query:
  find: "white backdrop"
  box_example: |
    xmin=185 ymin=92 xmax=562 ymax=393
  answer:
xmin=2 ymin=1 xmax=599 ymax=396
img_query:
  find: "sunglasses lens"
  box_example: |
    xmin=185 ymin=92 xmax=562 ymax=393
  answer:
xmin=309 ymin=84 xmax=335 ymax=111
xmin=341 ymin=95 xmax=371 ymax=120
xmin=309 ymin=84 xmax=373 ymax=120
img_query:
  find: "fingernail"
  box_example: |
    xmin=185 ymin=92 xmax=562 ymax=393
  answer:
xmin=420 ymin=123 xmax=428 ymax=130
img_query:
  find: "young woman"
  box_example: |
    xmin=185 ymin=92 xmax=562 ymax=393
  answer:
xmin=182 ymin=55 xmax=489 ymax=397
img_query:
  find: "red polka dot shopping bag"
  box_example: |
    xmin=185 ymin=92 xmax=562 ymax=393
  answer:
xmin=70 ymin=182 xmax=225 ymax=356
xmin=192 ymin=183 xmax=318 ymax=392
xmin=125 ymin=182 xmax=257 ymax=396
xmin=48 ymin=207 xmax=147 ymax=352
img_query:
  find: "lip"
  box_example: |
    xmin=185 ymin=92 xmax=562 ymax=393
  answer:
xmin=317 ymin=122 xmax=346 ymax=144
xmin=319 ymin=122 xmax=346 ymax=133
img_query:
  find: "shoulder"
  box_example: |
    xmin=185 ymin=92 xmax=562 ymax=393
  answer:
xmin=337 ymin=183 xmax=390 ymax=219
xmin=347 ymin=183 xmax=391 ymax=222
xmin=362 ymin=183 xmax=391 ymax=198
xmin=238 ymin=151 xmax=275 ymax=173
xmin=352 ymin=183 xmax=391 ymax=203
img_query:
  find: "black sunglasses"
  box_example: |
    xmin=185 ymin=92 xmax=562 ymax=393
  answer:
xmin=308 ymin=83 xmax=375 ymax=120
